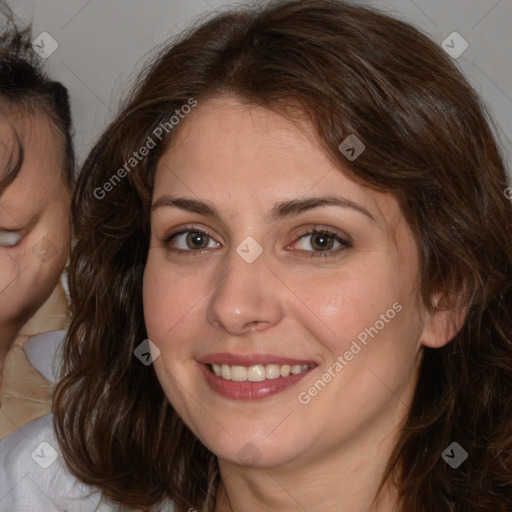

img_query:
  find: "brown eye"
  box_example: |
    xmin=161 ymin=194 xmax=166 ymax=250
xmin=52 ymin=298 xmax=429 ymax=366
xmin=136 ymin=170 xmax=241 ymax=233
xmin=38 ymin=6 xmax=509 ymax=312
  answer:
xmin=163 ymin=227 xmax=220 ymax=255
xmin=292 ymin=229 xmax=350 ymax=258
xmin=185 ymin=231 xmax=210 ymax=250
xmin=310 ymin=232 xmax=335 ymax=251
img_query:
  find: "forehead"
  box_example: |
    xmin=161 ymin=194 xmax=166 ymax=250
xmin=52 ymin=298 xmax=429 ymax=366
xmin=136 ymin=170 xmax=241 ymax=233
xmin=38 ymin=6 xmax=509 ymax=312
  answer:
xmin=154 ymin=95 xmax=405 ymax=232
xmin=0 ymin=114 xmax=65 ymax=222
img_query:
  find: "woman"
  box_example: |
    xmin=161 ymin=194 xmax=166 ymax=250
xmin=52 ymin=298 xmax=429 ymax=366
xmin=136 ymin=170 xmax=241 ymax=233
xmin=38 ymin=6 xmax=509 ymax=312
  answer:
xmin=54 ymin=0 xmax=512 ymax=511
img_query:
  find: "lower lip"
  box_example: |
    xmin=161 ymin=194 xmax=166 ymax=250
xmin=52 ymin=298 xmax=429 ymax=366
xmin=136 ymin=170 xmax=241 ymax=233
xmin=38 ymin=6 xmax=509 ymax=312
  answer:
xmin=198 ymin=363 xmax=314 ymax=400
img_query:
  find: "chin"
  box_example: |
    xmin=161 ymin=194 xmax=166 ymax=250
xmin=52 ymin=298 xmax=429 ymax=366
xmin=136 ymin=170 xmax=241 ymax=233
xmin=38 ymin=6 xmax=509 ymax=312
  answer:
xmin=212 ymin=435 xmax=302 ymax=469
xmin=187 ymin=415 xmax=316 ymax=469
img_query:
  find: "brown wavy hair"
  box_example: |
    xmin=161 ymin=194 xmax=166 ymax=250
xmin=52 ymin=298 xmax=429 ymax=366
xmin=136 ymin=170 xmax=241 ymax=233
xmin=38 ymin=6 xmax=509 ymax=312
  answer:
xmin=53 ymin=0 xmax=512 ymax=510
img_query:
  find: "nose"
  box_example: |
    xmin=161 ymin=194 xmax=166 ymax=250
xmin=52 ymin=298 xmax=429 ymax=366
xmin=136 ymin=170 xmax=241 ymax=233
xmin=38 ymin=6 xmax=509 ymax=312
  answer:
xmin=206 ymin=247 xmax=285 ymax=336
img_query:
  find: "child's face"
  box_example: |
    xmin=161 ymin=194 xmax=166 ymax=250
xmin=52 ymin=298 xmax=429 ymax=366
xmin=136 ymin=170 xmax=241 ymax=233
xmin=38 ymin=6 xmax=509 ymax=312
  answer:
xmin=143 ymin=95 xmax=455 ymax=469
xmin=0 ymin=115 xmax=71 ymax=375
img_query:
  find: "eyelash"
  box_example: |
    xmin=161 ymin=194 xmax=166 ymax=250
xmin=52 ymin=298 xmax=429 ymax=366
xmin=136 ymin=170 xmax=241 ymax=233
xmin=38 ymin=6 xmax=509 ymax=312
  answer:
xmin=161 ymin=224 xmax=351 ymax=258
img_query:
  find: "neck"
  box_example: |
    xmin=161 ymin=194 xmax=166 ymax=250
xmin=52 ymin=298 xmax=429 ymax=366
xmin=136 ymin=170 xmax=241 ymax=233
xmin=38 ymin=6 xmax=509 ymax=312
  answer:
xmin=0 ymin=320 xmax=23 ymax=389
xmin=214 ymin=411 xmax=405 ymax=512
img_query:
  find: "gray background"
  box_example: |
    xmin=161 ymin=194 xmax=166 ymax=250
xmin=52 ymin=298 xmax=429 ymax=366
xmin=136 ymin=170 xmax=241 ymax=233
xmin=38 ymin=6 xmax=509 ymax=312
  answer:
xmin=8 ymin=0 xmax=512 ymax=173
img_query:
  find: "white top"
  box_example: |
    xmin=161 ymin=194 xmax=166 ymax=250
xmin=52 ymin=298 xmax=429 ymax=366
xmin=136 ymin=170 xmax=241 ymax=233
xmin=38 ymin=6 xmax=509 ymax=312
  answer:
xmin=0 ymin=414 xmax=119 ymax=511
xmin=0 ymin=328 xmax=177 ymax=511
xmin=0 ymin=327 xmax=119 ymax=511
xmin=22 ymin=329 xmax=66 ymax=383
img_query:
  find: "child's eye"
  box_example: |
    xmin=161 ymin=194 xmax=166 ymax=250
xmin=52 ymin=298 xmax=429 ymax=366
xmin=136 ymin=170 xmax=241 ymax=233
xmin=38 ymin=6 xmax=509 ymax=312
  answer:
xmin=0 ymin=229 xmax=23 ymax=248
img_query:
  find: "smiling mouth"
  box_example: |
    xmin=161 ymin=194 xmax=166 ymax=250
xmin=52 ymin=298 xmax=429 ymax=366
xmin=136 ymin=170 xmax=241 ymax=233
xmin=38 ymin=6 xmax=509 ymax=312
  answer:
xmin=208 ymin=363 xmax=315 ymax=382
xmin=199 ymin=354 xmax=317 ymax=400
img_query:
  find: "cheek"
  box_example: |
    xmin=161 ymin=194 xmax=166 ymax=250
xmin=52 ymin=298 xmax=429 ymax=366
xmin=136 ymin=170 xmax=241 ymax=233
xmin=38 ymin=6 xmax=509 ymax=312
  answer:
xmin=0 ymin=242 xmax=64 ymax=326
xmin=23 ymin=191 xmax=71 ymax=286
xmin=142 ymin=255 xmax=191 ymax=347
xmin=0 ymin=247 xmax=22 ymax=279
xmin=297 ymin=261 xmax=402 ymax=355
xmin=142 ymin=259 xmax=199 ymax=410
xmin=0 ymin=248 xmax=25 ymax=318
xmin=30 ymin=208 xmax=70 ymax=287
xmin=143 ymin=260 xmax=168 ymax=338
xmin=45 ymin=192 xmax=71 ymax=244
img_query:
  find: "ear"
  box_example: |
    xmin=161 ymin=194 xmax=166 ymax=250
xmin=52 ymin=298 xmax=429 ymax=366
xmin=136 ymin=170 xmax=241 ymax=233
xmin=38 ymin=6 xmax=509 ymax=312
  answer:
xmin=420 ymin=291 xmax=468 ymax=348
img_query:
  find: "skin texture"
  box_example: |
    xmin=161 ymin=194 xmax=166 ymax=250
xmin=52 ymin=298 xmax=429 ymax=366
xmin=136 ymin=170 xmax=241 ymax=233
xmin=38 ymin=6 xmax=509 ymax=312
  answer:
xmin=0 ymin=114 xmax=71 ymax=385
xmin=143 ymin=95 xmax=462 ymax=512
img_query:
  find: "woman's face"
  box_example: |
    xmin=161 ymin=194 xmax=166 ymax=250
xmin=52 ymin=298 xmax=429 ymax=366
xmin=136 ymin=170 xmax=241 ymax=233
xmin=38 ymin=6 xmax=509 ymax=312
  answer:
xmin=0 ymin=115 xmax=71 ymax=368
xmin=143 ymin=95 xmax=439 ymax=469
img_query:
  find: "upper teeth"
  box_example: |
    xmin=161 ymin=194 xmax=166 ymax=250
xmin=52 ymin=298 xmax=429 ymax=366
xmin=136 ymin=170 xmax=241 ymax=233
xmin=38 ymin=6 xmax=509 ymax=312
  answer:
xmin=211 ymin=363 xmax=311 ymax=382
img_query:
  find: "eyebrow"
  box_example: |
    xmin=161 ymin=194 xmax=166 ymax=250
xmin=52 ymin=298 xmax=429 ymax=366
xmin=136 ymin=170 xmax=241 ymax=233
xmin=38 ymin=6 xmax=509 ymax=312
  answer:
xmin=151 ymin=195 xmax=378 ymax=225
